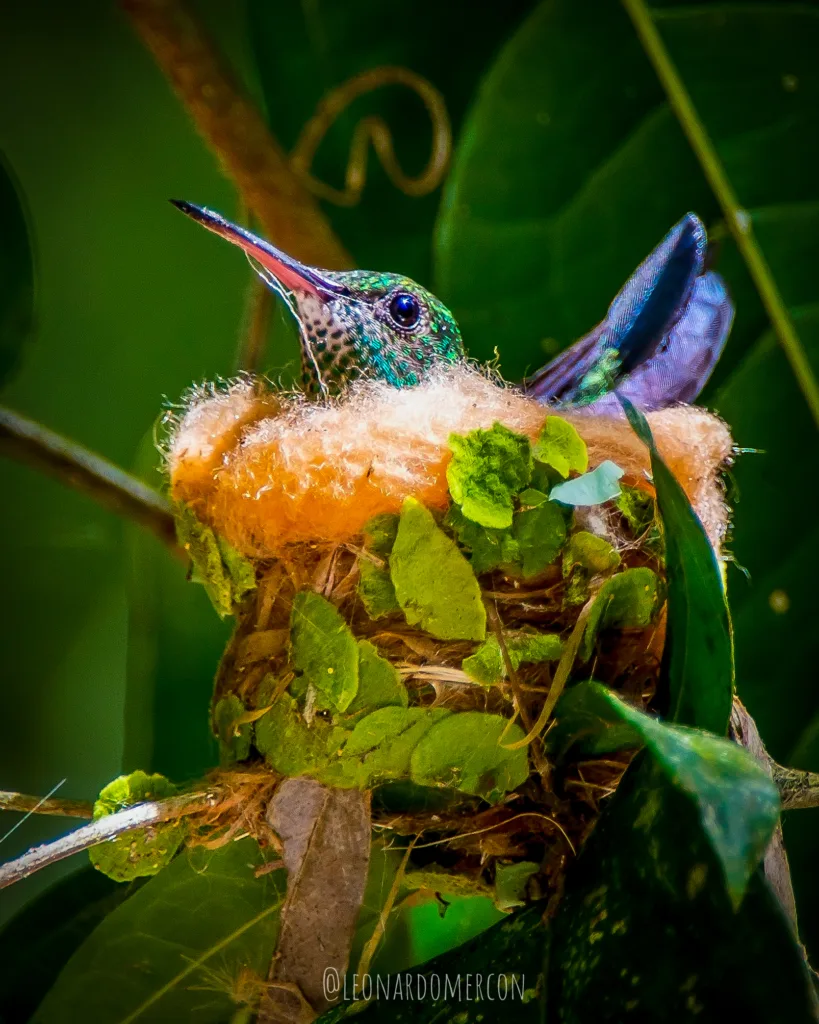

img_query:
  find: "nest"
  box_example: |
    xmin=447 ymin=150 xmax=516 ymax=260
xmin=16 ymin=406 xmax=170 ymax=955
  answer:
xmin=166 ymin=365 xmax=732 ymax=905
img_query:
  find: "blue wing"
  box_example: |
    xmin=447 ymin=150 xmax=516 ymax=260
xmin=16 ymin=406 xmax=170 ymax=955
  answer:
xmin=524 ymin=213 xmax=733 ymax=410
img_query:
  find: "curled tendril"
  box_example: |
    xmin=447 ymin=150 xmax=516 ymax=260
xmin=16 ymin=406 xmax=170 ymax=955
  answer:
xmin=290 ymin=66 xmax=451 ymax=207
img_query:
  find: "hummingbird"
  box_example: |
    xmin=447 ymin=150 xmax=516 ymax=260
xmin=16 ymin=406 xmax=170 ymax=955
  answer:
xmin=171 ymin=200 xmax=463 ymax=397
xmin=172 ymin=201 xmax=732 ymax=409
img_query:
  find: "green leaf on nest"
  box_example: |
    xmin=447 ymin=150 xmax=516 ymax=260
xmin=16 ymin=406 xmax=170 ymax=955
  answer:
xmin=533 ymin=416 xmax=588 ymax=478
xmin=290 ymin=590 xmax=359 ymax=712
xmin=447 ymin=422 xmax=533 ymax=529
xmin=445 ymin=505 xmax=520 ymax=576
xmin=344 ymin=639 xmax=408 ymax=722
xmin=391 ymin=497 xmax=486 ymax=641
xmin=175 ymin=505 xmax=256 ymax=619
xmin=358 ymin=513 xmax=400 ymax=619
xmin=512 ymin=491 xmax=567 ymax=578
xmin=213 ymin=694 xmax=252 ymax=766
xmin=254 ymin=686 xmax=349 ymax=778
xmin=616 ymin=485 xmax=657 ymax=538
xmin=462 ymin=631 xmax=563 ymax=685
xmin=563 ymin=531 xmax=622 ymax=606
xmin=563 ymin=531 xmax=622 ymax=576
xmin=88 ymin=771 xmax=186 ymax=883
xmin=549 ymin=459 xmax=624 ymax=507
xmin=326 ymin=707 xmax=452 ymax=788
xmin=621 ymin=398 xmax=733 ymax=735
xmin=581 ymin=566 xmax=659 ymax=661
xmin=494 ymin=861 xmax=540 ymax=911
xmin=403 ymin=866 xmax=492 ymax=901
xmin=410 ymin=711 xmax=529 ymax=802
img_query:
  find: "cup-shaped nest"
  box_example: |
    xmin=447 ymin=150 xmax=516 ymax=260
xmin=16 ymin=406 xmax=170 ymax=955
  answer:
xmin=166 ymin=364 xmax=733 ymax=899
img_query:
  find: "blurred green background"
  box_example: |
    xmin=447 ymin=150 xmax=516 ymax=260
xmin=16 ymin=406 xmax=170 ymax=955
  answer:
xmin=2 ymin=0 xmax=819 ymax=995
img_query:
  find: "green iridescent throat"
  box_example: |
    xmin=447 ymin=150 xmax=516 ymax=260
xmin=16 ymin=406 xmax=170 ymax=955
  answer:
xmin=293 ymin=269 xmax=464 ymax=396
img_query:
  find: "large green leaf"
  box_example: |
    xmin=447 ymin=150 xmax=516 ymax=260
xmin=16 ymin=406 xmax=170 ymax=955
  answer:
xmin=0 ymin=153 xmax=34 ymax=389
xmin=621 ymin=398 xmax=733 ymax=734
xmin=248 ymin=0 xmax=537 ymax=282
xmin=553 ymin=682 xmax=778 ymax=908
xmin=318 ymin=904 xmax=547 ymax=1024
xmin=0 ymin=868 xmax=138 ymax=1024
xmin=32 ymin=839 xmax=284 ymax=1024
xmin=434 ymin=0 xmax=715 ymax=379
xmin=547 ymin=754 xmax=816 ymax=1023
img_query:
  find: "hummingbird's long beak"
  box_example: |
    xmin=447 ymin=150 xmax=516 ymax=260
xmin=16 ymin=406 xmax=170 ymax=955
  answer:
xmin=170 ymin=200 xmax=346 ymax=298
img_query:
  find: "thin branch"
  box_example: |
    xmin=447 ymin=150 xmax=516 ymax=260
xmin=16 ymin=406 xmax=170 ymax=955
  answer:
xmin=0 ymin=790 xmax=218 ymax=890
xmin=622 ymin=0 xmax=819 ymax=429
xmin=0 ymin=790 xmax=93 ymax=820
xmin=0 ymin=405 xmax=182 ymax=558
xmin=122 ymin=0 xmax=352 ymax=270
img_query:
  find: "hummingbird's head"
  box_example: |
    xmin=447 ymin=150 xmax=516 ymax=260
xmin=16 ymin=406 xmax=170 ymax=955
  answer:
xmin=172 ymin=201 xmax=464 ymax=396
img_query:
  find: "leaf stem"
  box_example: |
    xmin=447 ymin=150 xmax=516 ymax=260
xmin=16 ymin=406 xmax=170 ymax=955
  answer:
xmin=0 ymin=790 xmax=217 ymax=891
xmin=622 ymin=0 xmax=819 ymax=428
xmin=122 ymin=0 xmax=352 ymax=270
xmin=0 ymin=405 xmax=183 ymax=558
xmin=501 ymin=596 xmax=595 ymax=751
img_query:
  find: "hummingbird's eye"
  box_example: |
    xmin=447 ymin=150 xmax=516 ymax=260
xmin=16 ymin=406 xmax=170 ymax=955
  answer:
xmin=388 ymin=291 xmax=422 ymax=330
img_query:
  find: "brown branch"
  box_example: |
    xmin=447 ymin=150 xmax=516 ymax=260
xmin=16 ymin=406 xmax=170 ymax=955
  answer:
xmin=0 ymin=790 xmax=218 ymax=891
xmin=772 ymin=764 xmax=819 ymax=812
xmin=0 ymin=406 xmax=183 ymax=558
xmin=122 ymin=0 xmax=352 ymax=269
xmin=0 ymin=790 xmax=93 ymax=820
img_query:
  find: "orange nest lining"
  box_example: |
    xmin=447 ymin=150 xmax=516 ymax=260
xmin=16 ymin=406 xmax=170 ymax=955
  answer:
xmin=166 ymin=365 xmax=732 ymax=558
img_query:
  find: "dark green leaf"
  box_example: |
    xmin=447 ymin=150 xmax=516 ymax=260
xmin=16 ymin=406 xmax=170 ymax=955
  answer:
xmin=255 ymin=687 xmax=347 ymax=777
xmin=326 ymin=706 xmax=451 ymax=788
xmin=445 ymin=504 xmax=521 ymax=576
xmin=553 ymin=682 xmax=780 ymax=908
xmin=435 ymin=0 xmax=715 ymax=380
xmin=213 ymin=694 xmax=252 ymax=765
xmin=621 ymin=399 xmax=733 ymax=735
xmin=0 ymin=152 xmax=34 ymax=389
xmin=548 ymin=754 xmax=813 ymax=1023
xmin=581 ymin=566 xmax=659 ymax=662
xmin=513 ymin=493 xmax=567 ymax=578
xmin=317 ymin=904 xmax=546 ymax=1024
xmin=0 ymin=868 xmax=138 ymax=1024
xmin=32 ymin=839 xmax=284 ymax=1024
